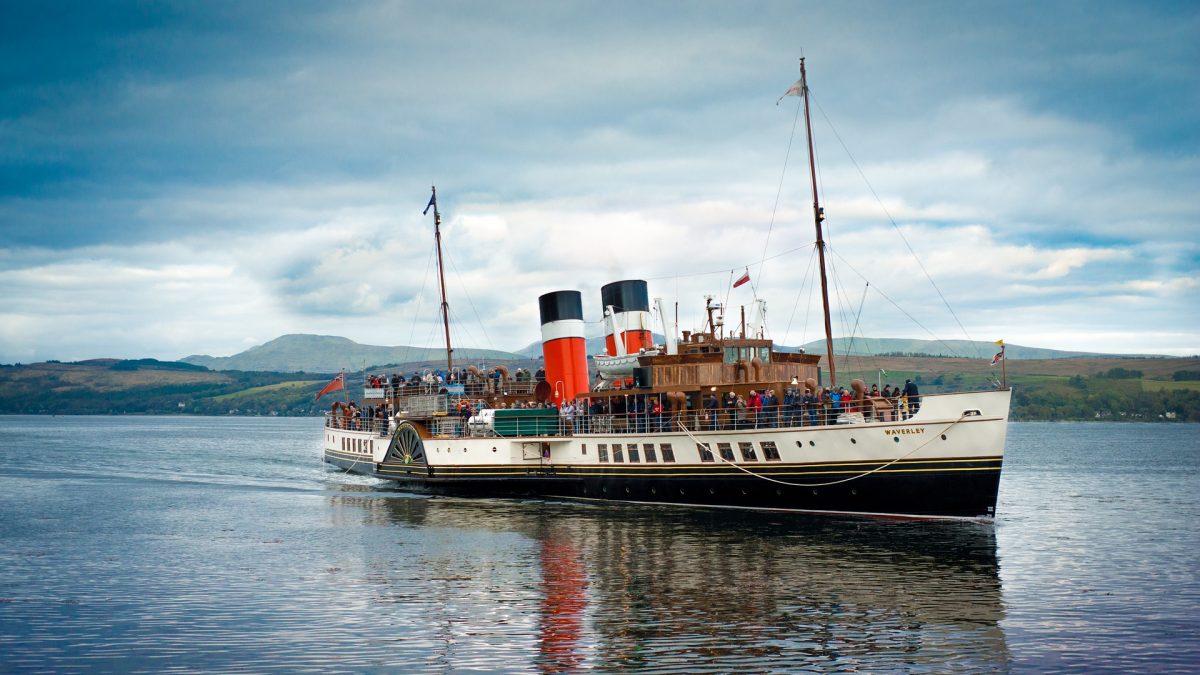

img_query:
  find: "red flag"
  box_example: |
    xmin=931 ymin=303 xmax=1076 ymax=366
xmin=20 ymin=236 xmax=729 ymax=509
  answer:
xmin=733 ymin=270 xmax=751 ymax=288
xmin=316 ymin=372 xmax=345 ymax=400
xmin=990 ymin=350 xmax=1005 ymax=366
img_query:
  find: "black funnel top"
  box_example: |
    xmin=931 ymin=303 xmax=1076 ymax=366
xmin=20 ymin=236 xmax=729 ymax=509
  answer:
xmin=538 ymin=290 xmax=583 ymax=324
xmin=600 ymin=279 xmax=649 ymax=313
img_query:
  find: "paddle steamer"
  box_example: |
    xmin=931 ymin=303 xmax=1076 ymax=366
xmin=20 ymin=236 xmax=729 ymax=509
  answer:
xmin=322 ymin=60 xmax=1010 ymax=520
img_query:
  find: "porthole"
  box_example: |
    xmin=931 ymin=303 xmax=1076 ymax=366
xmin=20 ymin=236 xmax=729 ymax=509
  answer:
xmin=851 ymin=488 xmax=857 ymax=495
xmin=492 ymin=447 xmax=497 ymax=452
xmin=463 ymin=448 xmax=467 ymax=452
xmin=709 ymin=488 xmax=715 ymax=495
xmin=941 ymin=434 xmax=947 ymax=440
xmin=809 ymin=440 xmax=815 ymax=447
xmin=602 ymin=486 xmax=608 ymax=493
xmin=851 ymin=438 xmax=857 ymax=444
xmin=812 ymin=489 xmax=818 ymax=495
xmin=893 ymin=436 xmax=900 ymax=443
xmin=776 ymin=488 xmax=782 ymax=495
xmin=651 ymin=487 xmax=657 ymax=495
xmin=796 ymin=441 xmax=804 ymax=449
xmin=680 ymin=489 xmax=686 ymax=495
xmin=625 ymin=487 xmax=631 ymax=494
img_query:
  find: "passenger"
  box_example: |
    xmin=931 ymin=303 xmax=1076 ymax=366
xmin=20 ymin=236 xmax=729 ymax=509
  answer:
xmin=904 ymin=379 xmax=921 ymax=417
xmin=762 ymin=389 xmax=778 ymax=428
xmin=782 ymin=388 xmax=796 ymax=427
xmin=703 ymin=393 xmax=719 ymax=431
xmin=560 ymin=399 xmax=576 ymax=435
xmin=735 ymin=394 xmax=749 ymax=429
xmin=651 ymin=397 xmax=664 ymax=432
xmin=722 ymin=391 xmax=738 ymax=430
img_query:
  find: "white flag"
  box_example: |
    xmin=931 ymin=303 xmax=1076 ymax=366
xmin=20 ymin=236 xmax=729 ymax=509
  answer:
xmin=776 ymin=79 xmax=804 ymax=105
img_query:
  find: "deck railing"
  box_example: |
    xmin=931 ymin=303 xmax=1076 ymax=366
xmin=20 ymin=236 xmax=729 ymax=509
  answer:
xmin=324 ymin=398 xmax=923 ymax=439
xmin=362 ymin=380 xmax=539 ymax=400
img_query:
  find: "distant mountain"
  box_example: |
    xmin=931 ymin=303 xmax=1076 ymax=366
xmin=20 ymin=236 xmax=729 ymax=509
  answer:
xmin=517 ymin=335 xmax=1119 ymax=360
xmin=795 ymin=337 xmax=1122 ymax=360
xmin=181 ymin=334 xmax=524 ymax=373
xmin=517 ymin=333 xmax=668 ymax=358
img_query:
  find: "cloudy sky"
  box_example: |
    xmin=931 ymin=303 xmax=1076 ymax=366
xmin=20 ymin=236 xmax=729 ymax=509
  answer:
xmin=2 ymin=0 xmax=1197 ymax=364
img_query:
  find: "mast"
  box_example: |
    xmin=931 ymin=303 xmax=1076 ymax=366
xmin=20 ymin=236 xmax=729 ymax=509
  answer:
xmin=800 ymin=58 xmax=837 ymax=388
xmin=429 ymin=186 xmax=453 ymax=374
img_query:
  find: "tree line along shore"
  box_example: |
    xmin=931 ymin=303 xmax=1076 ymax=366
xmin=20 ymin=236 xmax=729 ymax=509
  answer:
xmin=1 ymin=355 xmax=1198 ymax=422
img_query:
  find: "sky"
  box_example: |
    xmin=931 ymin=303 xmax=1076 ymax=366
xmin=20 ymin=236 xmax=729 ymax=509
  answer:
xmin=1 ymin=0 xmax=1198 ymax=364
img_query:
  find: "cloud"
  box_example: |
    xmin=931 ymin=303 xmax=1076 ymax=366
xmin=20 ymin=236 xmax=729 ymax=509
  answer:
xmin=0 ymin=1 xmax=1197 ymax=362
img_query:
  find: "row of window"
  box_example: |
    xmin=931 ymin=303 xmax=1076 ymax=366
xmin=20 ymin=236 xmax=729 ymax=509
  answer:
xmin=592 ymin=441 xmax=781 ymax=464
xmin=339 ymin=436 xmax=372 ymax=454
xmin=593 ymin=443 xmax=676 ymax=464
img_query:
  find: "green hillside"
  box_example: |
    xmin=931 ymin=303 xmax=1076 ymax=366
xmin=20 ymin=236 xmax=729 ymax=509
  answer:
xmin=3 ymin=354 xmax=1198 ymax=420
xmin=0 ymin=360 xmax=329 ymax=416
xmin=181 ymin=334 xmax=524 ymax=373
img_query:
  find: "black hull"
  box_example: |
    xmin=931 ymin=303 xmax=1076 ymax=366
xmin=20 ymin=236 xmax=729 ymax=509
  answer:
xmin=324 ymin=453 xmax=1001 ymax=520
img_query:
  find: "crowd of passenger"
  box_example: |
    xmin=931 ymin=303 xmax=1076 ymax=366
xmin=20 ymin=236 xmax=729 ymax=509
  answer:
xmin=332 ymin=372 xmax=924 ymax=437
xmin=365 ymin=366 xmax=545 ymax=396
xmin=538 ymin=378 xmax=922 ymax=436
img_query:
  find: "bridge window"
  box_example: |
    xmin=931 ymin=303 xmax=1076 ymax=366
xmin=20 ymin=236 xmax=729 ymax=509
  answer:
xmin=739 ymin=442 xmax=758 ymax=461
xmin=643 ymin=443 xmax=657 ymax=462
xmin=697 ymin=443 xmax=714 ymax=462
xmin=628 ymin=443 xmax=640 ymax=463
xmin=613 ymin=444 xmax=625 ymax=463
xmin=761 ymin=441 xmax=781 ymax=461
xmin=598 ymin=444 xmax=609 ymax=463
xmin=661 ymin=443 xmax=676 ymax=462
xmin=717 ymin=443 xmax=735 ymax=461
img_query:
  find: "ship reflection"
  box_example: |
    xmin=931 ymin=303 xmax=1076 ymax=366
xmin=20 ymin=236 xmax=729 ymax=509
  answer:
xmin=327 ymin=485 xmax=1008 ymax=672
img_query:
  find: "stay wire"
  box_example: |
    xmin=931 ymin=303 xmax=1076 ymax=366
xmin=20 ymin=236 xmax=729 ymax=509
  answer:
xmin=401 ymin=243 xmax=437 ymax=367
xmin=782 ymin=244 xmax=818 ymax=344
xmin=754 ymin=96 xmax=805 ymax=298
xmin=443 ymin=247 xmax=495 ymax=352
xmin=811 ymin=94 xmax=979 ymax=358
xmin=827 ymin=245 xmax=969 ymax=358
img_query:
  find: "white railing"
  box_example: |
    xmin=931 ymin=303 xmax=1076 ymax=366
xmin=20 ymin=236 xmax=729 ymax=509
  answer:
xmin=324 ymin=399 xmax=922 ymax=440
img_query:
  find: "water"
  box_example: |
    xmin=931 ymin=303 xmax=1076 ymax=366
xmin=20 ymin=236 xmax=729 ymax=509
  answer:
xmin=0 ymin=418 xmax=1196 ymax=673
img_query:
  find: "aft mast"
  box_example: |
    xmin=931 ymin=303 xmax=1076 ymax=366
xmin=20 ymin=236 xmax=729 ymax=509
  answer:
xmin=800 ymin=58 xmax=837 ymax=388
xmin=427 ymin=186 xmax=454 ymax=374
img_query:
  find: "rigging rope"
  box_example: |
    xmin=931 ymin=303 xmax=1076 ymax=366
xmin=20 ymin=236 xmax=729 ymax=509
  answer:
xmin=827 ymin=246 xmax=971 ymax=359
xmin=812 ymin=95 xmax=980 ymax=358
xmin=401 ymin=244 xmax=437 ymax=367
xmin=754 ymin=96 xmax=806 ymax=298
xmin=444 ymin=248 xmax=495 ymax=352
xmin=674 ymin=414 xmax=969 ymax=488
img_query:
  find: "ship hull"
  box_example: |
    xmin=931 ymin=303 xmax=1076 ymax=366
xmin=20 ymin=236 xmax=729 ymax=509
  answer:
xmin=325 ymin=454 xmax=999 ymax=519
xmin=323 ymin=389 xmax=1010 ymax=521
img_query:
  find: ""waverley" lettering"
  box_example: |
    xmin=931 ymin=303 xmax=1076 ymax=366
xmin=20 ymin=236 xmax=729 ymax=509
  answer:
xmin=884 ymin=427 xmax=925 ymax=436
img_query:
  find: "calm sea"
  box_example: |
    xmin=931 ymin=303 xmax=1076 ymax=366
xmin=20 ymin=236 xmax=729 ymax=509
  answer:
xmin=0 ymin=417 xmax=1196 ymax=673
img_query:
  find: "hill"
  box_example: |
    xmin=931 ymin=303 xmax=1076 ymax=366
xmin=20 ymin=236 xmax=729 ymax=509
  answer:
xmin=3 ymin=354 xmax=1197 ymax=420
xmin=516 ymin=333 xmax=668 ymax=358
xmin=181 ymin=334 xmax=524 ymax=373
xmin=516 ymin=335 xmax=1135 ymax=360
xmin=795 ymin=337 xmax=1120 ymax=360
xmin=0 ymin=359 xmax=326 ymax=415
